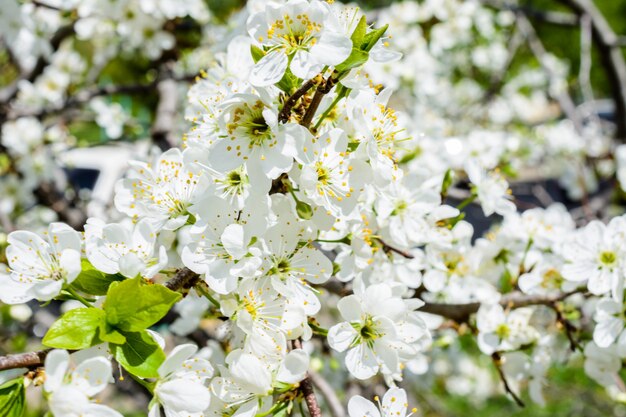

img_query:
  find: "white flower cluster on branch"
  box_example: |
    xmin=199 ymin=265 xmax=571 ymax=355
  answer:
xmin=2 ymin=0 xmax=626 ymax=416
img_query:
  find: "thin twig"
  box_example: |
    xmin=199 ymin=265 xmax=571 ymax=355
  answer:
xmin=552 ymin=304 xmax=583 ymax=352
xmin=515 ymin=13 xmax=584 ymax=133
xmin=309 ymin=370 xmax=346 ymax=417
xmin=557 ymin=0 xmax=626 ymax=141
xmin=492 ymin=352 xmax=525 ymax=407
xmin=279 ymin=76 xmax=320 ymax=123
xmin=377 ymin=238 xmax=415 ymax=259
xmin=301 ymin=76 xmax=336 ymax=129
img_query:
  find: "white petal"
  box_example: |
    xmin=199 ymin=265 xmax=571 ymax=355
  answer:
xmin=382 ymin=387 xmax=407 ymax=417
xmin=594 ymin=317 xmax=624 ymax=348
xmin=221 ymin=224 xmax=247 ymax=260
xmin=348 ymin=396 xmax=381 ymax=417
xmin=310 ymin=31 xmax=352 ymax=66
xmin=72 ymin=356 xmax=113 ymax=397
xmin=250 ymin=50 xmax=288 ymax=87
xmin=277 ymin=349 xmax=309 ymax=384
xmin=156 ymin=379 xmax=211 ymax=413
xmin=159 ymin=344 xmax=198 ymax=378
xmin=44 ymin=349 xmax=70 ymax=393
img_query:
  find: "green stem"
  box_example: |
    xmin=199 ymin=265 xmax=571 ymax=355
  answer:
xmin=298 ymin=398 xmax=307 ymax=417
xmin=256 ymin=401 xmax=289 ymax=417
xmin=313 ymin=85 xmax=347 ymax=130
xmin=456 ymin=194 xmax=477 ymax=211
xmin=65 ymin=287 xmax=93 ymax=308
xmin=195 ymin=284 xmax=220 ymax=309
xmin=316 ymin=236 xmax=351 ymax=245
xmin=309 ymin=322 xmax=329 ymax=337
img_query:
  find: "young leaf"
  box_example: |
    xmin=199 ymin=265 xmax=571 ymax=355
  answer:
xmin=0 ymin=378 xmax=25 ymax=417
xmin=72 ymin=259 xmax=125 ymax=296
xmin=362 ymin=24 xmax=389 ymax=52
xmin=250 ymin=45 xmax=265 ymax=63
xmin=104 ymin=277 xmax=181 ymax=332
xmin=43 ymin=308 xmax=105 ymax=349
xmin=335 ymin=48 xmax=369 ymax=74
xmin=111 ymin=330 xmax=165 ymax=378
xmin=350 ymin=16 xmax=368 ymax=46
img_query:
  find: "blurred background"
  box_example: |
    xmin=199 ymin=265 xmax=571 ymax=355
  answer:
xmin=2 ymin=0 xmax=626 ymax=416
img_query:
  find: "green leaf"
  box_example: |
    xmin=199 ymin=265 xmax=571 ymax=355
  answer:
xmin=104 ymin=277 xmax=181 ymax=332
xmin=111 ymin=331 xmax=165 ymax=378
xmin=276 ymin=67 xmax=300 ymax=94
xmin=99 ymin=321 xmax=127 ymax=344
xmin=72 ymin=259 xmax=125 ymax=296
xmin=335 ymin=48 xmax=369 ymax=74
xmin=0 ymin=378 xmax=25 ymax=417
xmin=350 ymin=16 xmax=368 ymax=47
xmin=250 ymin=45 xmax=265 ymax=63
xmin=43 ymin=308 xmax=105 ymax=349
xmin=441 ymin=168 xmax=455 ymax=197
xmin=362 ymin=24 xmax=389 ymax=52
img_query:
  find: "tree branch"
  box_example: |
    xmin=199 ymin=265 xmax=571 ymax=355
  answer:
xmin=164 ymin=267 xmax=200 ymax=292
xmin=301 ymin=75 xmax=336 ymax=129
xmin=279 ymin=76 xmax=320 ymax=124
xmin=0 ymin=349 xmax=50 ymax=371
xmin=556 ymin=0 xmax=626 ymax=141
xmin=419 ymin=289 xmax=583 ymax=323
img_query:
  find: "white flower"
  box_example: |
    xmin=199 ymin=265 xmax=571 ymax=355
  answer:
xmin=592 ymin=298 xmax=626 ymax=351
xmin=260 ymin=222 xmax=333 ymax=315
xmin=181 ymin=196 xmax=267 ymax=294
xmin=584 ymin=342 xmax=623 ymax=387
xmin=149 ymin=344 xmax=214 ymax=417
xmin=350 ymin=89 xmax=404 ymax=184
xmin=2 ymin=223 xmax=81 ymax=303
xmin=295 ymin=128 xmax=370 ymax=217
xmin=1 ymin=116 xmax=45 ymax=156
xmin=211 ymin=348 xmax=309 ymax=417
xmin=221 ymin=277 xmax=307 ymax=358
xmin=465 ymin=160 xmax=515 ymax=217
xmin=348 ymin=387 xmax=415 ymax=417
xmin=562 ymin=219 xmax=625 ymax=301
xmin=85 ymin=218 xmax=167 ymax=278
xmin=247 ymin=0 xmax=352 ymax=86
xmin=375 ymin=181 xmax=458 ymax=248
xmin=44 ymin=350 xmax=121 ymax=417
xmin=476 ymin=303 xmax=539 ymax=355
xmin=90 ymin=98 xmax=128 ymax=139
xmin=115 ymin=148 xmax=211 ymax=231
xmin=206 ymin=93 xmax=306 ymax=179
xmin=327 ymin=283 xmax=428 ymax=379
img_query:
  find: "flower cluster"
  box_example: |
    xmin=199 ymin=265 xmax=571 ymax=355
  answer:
xmin=2 ymin=0 xmax=626 ymax=415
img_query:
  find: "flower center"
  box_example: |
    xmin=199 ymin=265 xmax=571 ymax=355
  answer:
xmin=599 ymin=250 xmax=617 ymax=267
xmin=270 ymin=258 xmax=291 ymax=276
xmin=495 ymin=323 xmax=510 ymax=339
